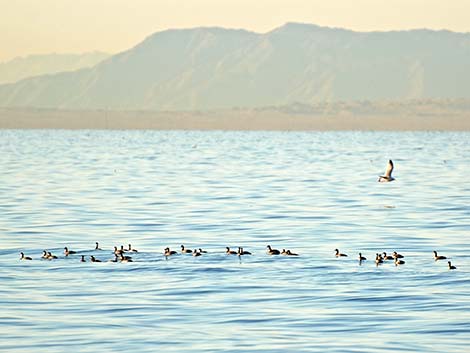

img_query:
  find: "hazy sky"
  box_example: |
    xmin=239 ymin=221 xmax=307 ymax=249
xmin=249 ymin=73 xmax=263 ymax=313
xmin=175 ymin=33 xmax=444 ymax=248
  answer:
xmin=2 ymin=0 xmax=470 ymax=62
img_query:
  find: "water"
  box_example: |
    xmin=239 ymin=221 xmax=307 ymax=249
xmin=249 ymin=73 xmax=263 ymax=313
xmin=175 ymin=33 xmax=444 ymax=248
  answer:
xmin=1 ymin=130 xmax=469 ymax=352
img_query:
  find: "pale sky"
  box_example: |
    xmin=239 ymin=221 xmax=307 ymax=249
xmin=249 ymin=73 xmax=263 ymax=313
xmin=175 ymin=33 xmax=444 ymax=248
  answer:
xmin=2 ymin=0 xmax=470 ymax=62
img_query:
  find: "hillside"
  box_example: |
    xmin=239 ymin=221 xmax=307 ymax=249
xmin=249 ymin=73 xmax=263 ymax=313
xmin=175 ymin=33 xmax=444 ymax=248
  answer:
xmin=1 ymin=23 xmax=470 ymax=110
xmin=0 ymin=52 xmax=110 ymax=84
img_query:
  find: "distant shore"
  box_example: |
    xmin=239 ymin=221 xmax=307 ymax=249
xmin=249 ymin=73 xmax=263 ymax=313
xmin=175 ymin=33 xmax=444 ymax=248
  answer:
xmin=1 ymin=108 xmax=469 ymax=131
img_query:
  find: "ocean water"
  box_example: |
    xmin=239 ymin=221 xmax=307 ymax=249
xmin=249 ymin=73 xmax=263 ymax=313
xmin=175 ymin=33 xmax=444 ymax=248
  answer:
xmin=0 ymin=130 xmax=469 ymax=352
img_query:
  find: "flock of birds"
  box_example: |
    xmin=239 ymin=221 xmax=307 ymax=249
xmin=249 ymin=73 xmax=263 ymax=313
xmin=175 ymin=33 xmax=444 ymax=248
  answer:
xmin=334 ymin=248 xmax=457 ymax=270
xmin=17 ymin=160 xmax=459 ymax=270
xmin=19 ymin=243 xmax=457 ymax=270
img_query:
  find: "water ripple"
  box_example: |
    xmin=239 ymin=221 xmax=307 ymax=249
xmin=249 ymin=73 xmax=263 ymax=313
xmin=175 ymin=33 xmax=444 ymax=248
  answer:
xmin=1 ymin=130 xmax=469 ymax=352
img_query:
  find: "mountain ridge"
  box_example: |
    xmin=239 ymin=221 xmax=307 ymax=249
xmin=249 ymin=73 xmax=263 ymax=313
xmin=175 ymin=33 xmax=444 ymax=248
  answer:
xmin=1 ymin=23 xmax=470 ymax=110
xmin=0 ymin=52 xmax=110 ymax=85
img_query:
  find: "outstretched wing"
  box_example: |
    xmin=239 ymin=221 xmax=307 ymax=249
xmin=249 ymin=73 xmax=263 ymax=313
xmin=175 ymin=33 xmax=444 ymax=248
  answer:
xmin=384 ymin=160 xmax=394 ymax=178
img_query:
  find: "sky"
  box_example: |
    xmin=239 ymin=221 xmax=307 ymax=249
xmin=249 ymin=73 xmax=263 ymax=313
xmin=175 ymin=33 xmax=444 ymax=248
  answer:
xmin=2 ymin=0 xmax=470 ymax=62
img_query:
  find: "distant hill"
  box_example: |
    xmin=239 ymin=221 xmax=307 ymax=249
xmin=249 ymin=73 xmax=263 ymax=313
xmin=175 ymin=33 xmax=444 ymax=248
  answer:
xmin=1 ymin=23 xmax=470 ymax=110
xmin=0 ymin=52 xmax=110 ymax=84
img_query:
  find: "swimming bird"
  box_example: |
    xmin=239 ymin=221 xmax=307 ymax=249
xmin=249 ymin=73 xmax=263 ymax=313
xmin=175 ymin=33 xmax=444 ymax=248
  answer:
xmin=64 ymin=247 xmax=76 ymax=256
xmin=80 ymin=255 xmax=86 ymax=262
xmin=90 ymin=255 xmax=101 ymax=263
xmin=128 ymin=244 xmax=138 ymax=252
xmin=193 ymin=249 xmax=202 ymax=257
xmin=358 ymin=253 xmax=367 ymax=261
xmin=47 ymin=252 xmax=57 ymax=260
xmin=120 ymin=253 xmax=132 ymax=261
xmin=95 ymin=242 xmax=101 ymax=250
xmin=382 ymin=252 xmax=394 ymax=260
xmin=119 ymin=253 xmax=133 ymax=262
xmin=226 ymin=247 xmax=237 ymax=255
xmin=41 ymin=250 xmax=48 ymax=259
xmin=198 ymin=248 xmax=207 ymax=253
xmin=393 ymin=251 xmax=404 ymax=259
xmin=164 ymin=247 xmax=176 ymax=256
xmin=20 ymin=252 xmax=32 ymax=260
xmin=378 ymin=160 xmax=395 ymax=182
xmin=375 ymin=253 xmax=384 ymax=265
xmin=285 ymin=250 xmax=298 ymax=256
xmin=238 ymin=247 xmax=252 ymax=255
xmin=395 ymin=258 xmax=405 ymax=266
xmin=267 ymin=245 xmax=280 ymax=255
xmin=113 ymin=246 xmax=123 ymax=255
xmin=281 ymin=249 xmax=287 ymax=255
xmin=108 ymin=255 xmax=119 ymax=263
xmin=433 ymin=251 xmax=447 ymax=261
xmin=181 ymin=245 xmax=192 ymax=254
xmin=335 ymin=249 xmax=347 ymax=257
xmin=448 ymin=261 xmax=457 ymax=270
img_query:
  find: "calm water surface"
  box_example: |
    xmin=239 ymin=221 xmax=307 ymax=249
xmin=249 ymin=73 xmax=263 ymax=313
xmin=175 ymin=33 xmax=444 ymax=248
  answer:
xmin=1 ymin=130 xmax=469 ymax=352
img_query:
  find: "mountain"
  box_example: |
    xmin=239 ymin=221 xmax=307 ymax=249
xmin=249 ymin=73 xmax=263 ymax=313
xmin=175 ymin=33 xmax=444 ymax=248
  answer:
xmin=0 ymin=52 xmax=110 ymax=84
xmin=1 ymin=23 xmax=470 ymax=110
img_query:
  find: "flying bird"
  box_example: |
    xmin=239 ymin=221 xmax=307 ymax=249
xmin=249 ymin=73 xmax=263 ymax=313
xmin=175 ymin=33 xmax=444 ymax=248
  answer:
xmin=378 ymin=160 xmax=395 ymax=182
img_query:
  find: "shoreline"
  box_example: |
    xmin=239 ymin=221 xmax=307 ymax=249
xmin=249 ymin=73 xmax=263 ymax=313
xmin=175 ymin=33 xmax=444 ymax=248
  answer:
xmin=1 ymin=108 xmax=470 ymax=131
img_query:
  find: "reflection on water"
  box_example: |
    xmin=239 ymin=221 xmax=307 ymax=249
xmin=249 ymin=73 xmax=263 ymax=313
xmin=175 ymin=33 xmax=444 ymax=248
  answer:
xmin=1 ymin=130 xmax=469 ymax=352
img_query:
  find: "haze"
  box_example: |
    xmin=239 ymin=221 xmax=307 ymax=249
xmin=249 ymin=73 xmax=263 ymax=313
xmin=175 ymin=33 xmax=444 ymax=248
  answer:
xmin=2 ymin=0 xmax=470 ymax=62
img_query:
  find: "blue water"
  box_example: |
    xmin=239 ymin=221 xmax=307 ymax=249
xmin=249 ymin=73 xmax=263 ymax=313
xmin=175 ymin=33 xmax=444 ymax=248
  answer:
xmin=1 ymin=130 xmax=469 ymax=352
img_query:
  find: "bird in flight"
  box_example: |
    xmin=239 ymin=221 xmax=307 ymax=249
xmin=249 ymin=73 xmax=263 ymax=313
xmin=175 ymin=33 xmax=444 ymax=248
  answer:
xmin=378 ymin=160 xmax=395 ymax=182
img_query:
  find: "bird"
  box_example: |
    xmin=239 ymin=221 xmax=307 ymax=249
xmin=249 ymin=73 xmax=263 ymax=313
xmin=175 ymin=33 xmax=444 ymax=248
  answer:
xmin=285 ymin=250 xmax=298 ymax=256
xmin=335 ymin=249 xmax=347 ymax=257
xmin=375 ymin=253 xmax=384 ymax=264
xmin=433 ymin=251 xmax=447 ymax=261
xmin=80 ymin=255 xmax=86 ymax=262
xmin=382 ymin=252 xmax=394 ymax=260
xmin=47 ymin=252 xmax=57 ymax=259
xmin=20 ymin=252 xmax=32 ymax=260
xmin=448 ymin=261 xmax=457 ymax=270
xmin=378 ymin=160 xmax=395 ymax=182
xmin=64 ymin=247 xmax=76 ymax=256
xmin=95 ymin=242 xmax=102 ymax=250
xmin=238 ymin=247 xmax=252 ymax=255
xmin=358 ymin=253 xmax=367 ymax=261
xmin=41 ymin=250 xmax=48 ymax=259
xmin=113 ymin=246 xmax=123 ymax=255
xmin=164 ymin=247 xmax=176 ymax=256
xmin=192 ymin=249 xmax=202 ymax=257
xmin=198 ymin=248 xmax=207 ymax=253
xmin=119 ymin=253 xmax=133 ymax=263
xmin=181 ymin=245 xmax=192 ymax=253
xmin=393 ymin=251 xmax=404 ymax=259
xmin=90 ymin=255 xmax=101 ymax=263
xmin=128 ymin=244 xmax=138 ymax=252
xmin=395 ymin=258 xmax=405 ymax=266
xmin=120 ymin=253 xmax=132 ymax=261
xmin=226 ymin=247 xmax=237 ymax=255
xmin=267 ymin=245 xmax=280 ymax=255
